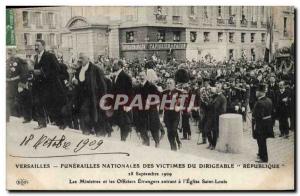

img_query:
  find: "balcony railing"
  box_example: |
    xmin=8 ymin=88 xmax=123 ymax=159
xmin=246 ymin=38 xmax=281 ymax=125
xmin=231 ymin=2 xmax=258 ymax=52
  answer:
xmin=228 ymin=19 xmax=236 ymax=27
xmin=240 ymin=20 xmax=248 ymax=27
xmin=261 ymin=21 xmax=267 ymax=28
xmin=217 ymin=18 xmax=226 ymax=25
xmin=154 ymin=13 xmax=167 ymax=23
xmin=216 ymin=18 xmax=236 ymax=27
xmin=251 ymin=21 xmax=257 ymax=28
xmin=172 ymin=16 xmax=182 ymax=24
xmin=189 ymin=15 xmax=199 ymax=25
xmin=202 ymin=18 xmax=212 ymax=26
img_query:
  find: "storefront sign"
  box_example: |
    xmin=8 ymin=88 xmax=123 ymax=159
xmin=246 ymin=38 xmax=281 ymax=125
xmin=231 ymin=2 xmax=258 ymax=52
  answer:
xmin=121 ymin=42 xmax=187 ymax=51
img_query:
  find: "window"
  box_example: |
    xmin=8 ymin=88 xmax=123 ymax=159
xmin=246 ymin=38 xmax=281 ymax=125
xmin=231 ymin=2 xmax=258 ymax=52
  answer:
xmin=155 ymin=6 xmax=167 ymax=21
xmin=48 ymin=12 xmax=55 ymax=28
xmin=126 ymin=32 xmax=134 ymax=43
xmin=218 ymin=6 xmax=222 ymax=17
xmin=173 ymin=31 xmax=180 ymax=42
xmin=190 ymin=32 xmax=197 ymax=42
xmin=172 ymin=7 xmax=181 ymax=23
xmin=203 ymin=6 xmax=208 ymax=19
xmin=251 ymin=33 xmax=255 ymax=42
xmin=173 ymin=7 xmax=180 ymax=16
xmin=241 ymin=6 xmax=245 ymax=16
xmin=229 ymin=32 xmax=234 ymax=43
xmin=218 ymin=32 xmax=223 ymax=42
xmin=261 ymin=33 xmax=266 ymax=42
xmin=190 ymin=6 xmax=195 ymax=16
xmin=261 ymin=6 xmax=265 ymax=16
xmin=22 ymin=11 xmax=29 ymax=27
xmin=229 ymin=49 xmax=234 ymax=60
xmin=229 ymin=6 xmax=232 ymax=16
xmin=284 ymin=17 xmax=288 ymax=36
xmin=24 ymin=33 xmax=30 ymax=45
xmin=241 ymin=33 xmax=245 ymax=43
xmin=157 ymin=6 xmax=162 ymax=15
xmin=36 ymin=33 xmax=42 ymax=40
xmin=157 ymin=31 xmax=165 ymax=42
xmin=49 ymin=33 xmax=55 ymax=46
xmin=34 ymin=12 xmax=42 ymax=27
xmin=204 ymin=32 xmax=210 ymax=42
xmin=241 ymin=6 xmax=247 ymax=25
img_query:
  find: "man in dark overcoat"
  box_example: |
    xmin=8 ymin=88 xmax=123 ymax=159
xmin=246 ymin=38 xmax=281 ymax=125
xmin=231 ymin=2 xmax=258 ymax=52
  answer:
xmin=111 ymin=60 xmax=133 ymax=141
xmin=32 ymin=40 xmax=67 ymax=129
xmin=135 ymin=71 xmax=161 ymax=147
xmin=209 ymin=84 xmax=227 ymax=150
xmin=73 ymin=52 xmax=107 ymax=136
xmin=276 ymin=80 xmax=291 ymax=138
xmin=266 ymin=75 xmax=278 ymax=126
xmin=163 ymin=78 xmax=182 ymax=151
xmin=252 ymin=84 xmax=274 ymax=163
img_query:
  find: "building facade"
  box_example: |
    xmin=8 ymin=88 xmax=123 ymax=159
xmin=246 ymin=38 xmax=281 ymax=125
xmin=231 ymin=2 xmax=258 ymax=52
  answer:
xmin=13 ymin=7 xmax=61 ymax=58
xmin=10 ymin=6 xmax=294 ymax=63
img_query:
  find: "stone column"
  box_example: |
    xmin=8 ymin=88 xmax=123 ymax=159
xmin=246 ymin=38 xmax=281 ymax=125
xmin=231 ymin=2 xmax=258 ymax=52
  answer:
xmin=108 ymin=24 xmax=120 ymax=59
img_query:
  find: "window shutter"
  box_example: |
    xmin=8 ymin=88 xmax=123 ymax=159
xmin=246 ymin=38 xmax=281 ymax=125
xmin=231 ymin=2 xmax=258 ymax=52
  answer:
xmin=42 ymin=12 xmax=47 ymax=26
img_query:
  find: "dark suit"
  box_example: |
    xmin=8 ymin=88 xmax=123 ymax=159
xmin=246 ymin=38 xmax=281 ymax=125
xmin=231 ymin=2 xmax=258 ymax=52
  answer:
xmin=266 ymin=83 xmax=278 ymax=126
xmin=248 ymin=77 xmax=259 ymax=111
xmin=276 ymin=89 xmax=290 ymax=136
xmin=135 ymin=81 xmax=161 ymax=147
xmin=103 ymin=76 xmax=114 ymax=136
xmin=209 ymin=93 xmax=227 ymax=148
xmin=33 ymin=51 xmax=67 ymax=127
xmin=112 ymin=70 xmax=133 ymax=141
xmin=74 ymin=62 xmax=107 ymax=135
xmin=163 ymin=89 xmax=182 ymax=151
xmin=252 ymin=96 xmax=274 ymax=162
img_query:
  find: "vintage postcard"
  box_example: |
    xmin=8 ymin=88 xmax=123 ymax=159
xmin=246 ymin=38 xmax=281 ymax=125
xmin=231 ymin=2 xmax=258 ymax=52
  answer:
xmin=6 ymin=6 xmax=295 ymax=190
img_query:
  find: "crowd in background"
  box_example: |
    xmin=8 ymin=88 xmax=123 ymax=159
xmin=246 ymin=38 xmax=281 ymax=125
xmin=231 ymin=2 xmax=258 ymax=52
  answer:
xmin=6 ymin=43 xmax=295 ymax=160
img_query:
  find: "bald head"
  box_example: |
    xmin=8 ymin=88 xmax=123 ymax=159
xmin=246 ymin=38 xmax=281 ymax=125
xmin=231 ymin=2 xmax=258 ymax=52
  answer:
xmin=166 ymin=78 xmax=175 ymax=90
xmin=78 ymin=52 xmax=89 ymax=66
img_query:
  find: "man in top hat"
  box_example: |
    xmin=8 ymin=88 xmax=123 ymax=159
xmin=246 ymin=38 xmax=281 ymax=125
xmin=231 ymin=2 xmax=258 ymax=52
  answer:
xmin=252 ymin=83 xmax=274 ymax=163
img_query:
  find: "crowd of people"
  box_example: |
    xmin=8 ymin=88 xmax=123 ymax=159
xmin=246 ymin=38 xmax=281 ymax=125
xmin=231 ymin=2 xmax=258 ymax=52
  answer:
xmin=6 ymin=39 xmax=295 ymax=163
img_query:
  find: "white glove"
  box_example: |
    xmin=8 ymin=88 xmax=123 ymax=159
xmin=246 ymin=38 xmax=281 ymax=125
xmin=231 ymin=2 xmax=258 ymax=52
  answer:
xmin=235 ymin=105 xmax=239 ymax=111
xmin=18 ymin=87 xmax=23 ymax=93
xmin=72 ymin=77 xmax=78 ymax=85
xmin=124 ymin=106 xmax=132 ymax=112
xmin=241 ymin=107 xmax=245 ymax=112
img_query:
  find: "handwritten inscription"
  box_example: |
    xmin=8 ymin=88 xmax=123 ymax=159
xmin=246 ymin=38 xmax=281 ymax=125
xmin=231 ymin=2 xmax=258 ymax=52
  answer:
xmin=19 ymin=134 xmax=104 ymax=153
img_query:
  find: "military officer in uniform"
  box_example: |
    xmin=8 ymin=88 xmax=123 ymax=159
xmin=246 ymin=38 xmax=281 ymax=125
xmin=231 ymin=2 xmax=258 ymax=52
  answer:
xmin=252 ymin=84 xmax=274 ymax=163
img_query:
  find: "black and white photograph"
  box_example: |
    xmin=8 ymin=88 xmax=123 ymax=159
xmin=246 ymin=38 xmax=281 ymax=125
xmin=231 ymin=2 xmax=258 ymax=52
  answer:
xmin=5 ymin=5 xmax=295 ymax=191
